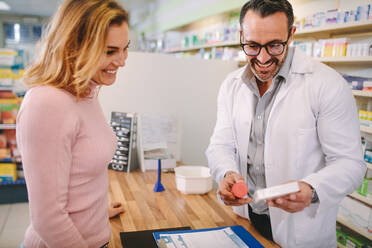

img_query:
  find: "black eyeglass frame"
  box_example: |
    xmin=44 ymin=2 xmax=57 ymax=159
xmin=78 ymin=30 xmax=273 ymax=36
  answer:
xmin=240 ymin=33 xmax=291 ymax=56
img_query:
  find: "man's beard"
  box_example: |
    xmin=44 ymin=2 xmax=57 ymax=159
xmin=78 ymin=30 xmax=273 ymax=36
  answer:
xmin=249 ymin=49 xmax=287 ymax=83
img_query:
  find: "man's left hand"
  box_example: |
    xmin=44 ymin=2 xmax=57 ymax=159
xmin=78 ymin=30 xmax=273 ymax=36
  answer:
xmin=266 ymin=181 xmax=313 ymax=213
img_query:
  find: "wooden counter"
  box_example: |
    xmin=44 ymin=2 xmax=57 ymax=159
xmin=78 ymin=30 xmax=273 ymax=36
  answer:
xmin=107 ymin=169 xmax=279 ymax=248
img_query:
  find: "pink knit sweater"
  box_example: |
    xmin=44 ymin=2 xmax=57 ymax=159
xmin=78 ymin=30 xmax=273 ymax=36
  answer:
xmin=16 ymin=85 xmax=117 ymax=248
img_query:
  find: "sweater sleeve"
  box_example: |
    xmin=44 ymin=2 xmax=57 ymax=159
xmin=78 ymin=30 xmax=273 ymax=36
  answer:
xmin=16 ymin=88 xmax=89 ymax=248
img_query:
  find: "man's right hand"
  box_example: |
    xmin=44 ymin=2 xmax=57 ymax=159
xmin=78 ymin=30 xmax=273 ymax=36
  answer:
xmin=218 ymin=171 xmax=252 ymax=206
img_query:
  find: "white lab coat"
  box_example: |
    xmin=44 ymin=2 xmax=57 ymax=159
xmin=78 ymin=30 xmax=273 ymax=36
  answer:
xmin=206 ymin=48 xmax=366 ymax=247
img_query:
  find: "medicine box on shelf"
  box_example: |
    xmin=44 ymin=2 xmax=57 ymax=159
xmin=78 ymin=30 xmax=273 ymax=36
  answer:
xmin=0 ymin=163 xmax=17 ymax=182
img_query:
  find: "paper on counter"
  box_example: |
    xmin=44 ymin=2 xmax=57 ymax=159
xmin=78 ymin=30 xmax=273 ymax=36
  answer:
xmin=159 ymin=227 xmax=249 ymax=248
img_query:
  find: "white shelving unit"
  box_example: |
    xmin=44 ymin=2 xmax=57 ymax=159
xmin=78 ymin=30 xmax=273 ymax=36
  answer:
xmin=295 ymin=19 xmax=372 ymax=39
xmin=164 ymin=20 xmax=372 ymax=57
xmin=294 ymin=16 xmax=372 ymax=246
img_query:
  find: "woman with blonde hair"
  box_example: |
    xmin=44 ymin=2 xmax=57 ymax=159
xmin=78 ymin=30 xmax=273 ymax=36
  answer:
xmin=16 ymin=0 xmax=129 ymax=247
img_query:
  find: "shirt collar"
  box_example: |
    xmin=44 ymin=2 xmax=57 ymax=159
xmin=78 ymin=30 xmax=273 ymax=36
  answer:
xmin=276 ymin=46 xmax=294 ymax=82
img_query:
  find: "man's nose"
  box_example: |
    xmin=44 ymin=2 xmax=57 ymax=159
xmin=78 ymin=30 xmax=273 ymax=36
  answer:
xmin=256 ymin=47 xmax=271 ymax=64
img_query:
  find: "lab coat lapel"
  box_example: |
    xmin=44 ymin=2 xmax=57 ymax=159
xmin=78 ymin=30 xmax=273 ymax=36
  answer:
xmin=265 ymin=48 xmax=314 ymax=172
xmin=235 ymin=83 xmax=254 ymax=178
xmin=265 ymin=48 xmax=314 ymax=161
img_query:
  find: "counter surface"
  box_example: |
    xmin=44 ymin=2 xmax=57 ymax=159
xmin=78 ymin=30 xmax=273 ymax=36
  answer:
xmin=107 ymin=169 xmax=279 ymax=248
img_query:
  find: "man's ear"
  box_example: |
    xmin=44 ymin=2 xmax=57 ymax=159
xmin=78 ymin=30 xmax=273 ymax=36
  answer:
xmin=288 ymin=26 xmax=296 ymax=45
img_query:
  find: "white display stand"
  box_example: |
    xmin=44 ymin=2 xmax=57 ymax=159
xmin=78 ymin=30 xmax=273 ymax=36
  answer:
xmin=136 ymin=113 xmax=178 ymax=171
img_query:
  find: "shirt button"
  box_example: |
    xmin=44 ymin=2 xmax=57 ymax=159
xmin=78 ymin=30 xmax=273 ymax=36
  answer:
xmin=257 ymin=115 xmax=262 ymax=119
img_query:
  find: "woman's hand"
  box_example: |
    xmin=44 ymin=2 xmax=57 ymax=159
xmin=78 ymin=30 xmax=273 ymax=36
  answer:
xmin=108 ymin=202 xmax=125 ymax=218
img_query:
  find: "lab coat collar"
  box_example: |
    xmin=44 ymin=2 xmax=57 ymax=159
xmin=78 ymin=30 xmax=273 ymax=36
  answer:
xmin=290 ymin=47 xmax=314 ymax=74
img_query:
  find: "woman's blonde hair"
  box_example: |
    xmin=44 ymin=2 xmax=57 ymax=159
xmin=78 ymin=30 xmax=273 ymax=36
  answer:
xmin=23 ymin=0 xmax=129 ymax=99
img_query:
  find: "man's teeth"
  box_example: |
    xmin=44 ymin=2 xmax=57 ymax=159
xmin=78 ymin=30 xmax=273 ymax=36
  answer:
xmin=105 ymin=70 xmax=116 ymax=74
xmin=256 ymin=62 xmax=273 ymax=68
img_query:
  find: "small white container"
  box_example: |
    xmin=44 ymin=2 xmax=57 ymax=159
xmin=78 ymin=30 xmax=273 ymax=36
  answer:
xmin=174 ymin=166 xmax=213 ymax=194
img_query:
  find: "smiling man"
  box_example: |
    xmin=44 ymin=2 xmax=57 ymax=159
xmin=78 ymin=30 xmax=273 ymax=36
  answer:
xmin=206 ymin=0 xmax=366 ymax=247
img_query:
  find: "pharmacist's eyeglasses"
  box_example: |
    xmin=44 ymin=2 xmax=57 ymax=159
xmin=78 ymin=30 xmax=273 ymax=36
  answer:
xmin=240 ymin=35 xmax=290 ymax=56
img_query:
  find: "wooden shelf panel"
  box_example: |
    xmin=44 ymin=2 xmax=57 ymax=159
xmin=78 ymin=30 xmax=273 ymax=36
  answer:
xmin=349 ymin=192 xmax=372 ymax=206
xmin=353 ymin=90 xmax=372 ymax=97
xmin=164 ymin=40 xmax=240 ymax=53
xmin=0 ymin=124 xmax=16 ymax=129
xmin=0 ymin=86 xmax=13 ymax=91
xmin=295 ymin=20 xmax=372 ymax=38
xmin=366 ymin=162 xmax=372 ymax=170
xmin=360 ymin=125 xmax=372 ymax=134
xmin=337 ymin=216 xmax=372 ymax=240
xmin=317 ymin=56 xmax=372 ymax=64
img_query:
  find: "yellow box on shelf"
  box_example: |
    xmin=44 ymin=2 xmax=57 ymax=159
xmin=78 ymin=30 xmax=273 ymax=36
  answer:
xmin=0 ymin=50 xmax=18 ymax=56
xmin=0 ymin=68 xmax=24 ymax=80
xmin=0 ymin=163 xmax=17 ymax=182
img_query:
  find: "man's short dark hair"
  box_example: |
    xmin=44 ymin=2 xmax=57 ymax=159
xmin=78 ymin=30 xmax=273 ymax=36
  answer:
xmin=240 ymin=0 xmax=294 ymax=33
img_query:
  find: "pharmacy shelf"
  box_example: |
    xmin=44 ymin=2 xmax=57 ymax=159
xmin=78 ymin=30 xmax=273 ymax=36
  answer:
xmin=316 ymin=56 xmax=372 ymax=65
xmin=349 ymin=192 xmax=372 ymax=206
xmin=295 ymin=19 xmax=372 ymax=38
xmin=336 ymin=216 xmax=372 ymax=240
xmin=353 ymin=90 xmax=372 ymax=98
xmin=360 ymin=125 xmax=372 ymax=134
xmin=0 ymin=123 xmax=16 ymax=129
xmin=165 ymin=20 xmax=372 ymax=53
xmin=164 ymin=40 xmax=240 ymax=53
xmin=366 ymin=162 xmax=372 ymax=170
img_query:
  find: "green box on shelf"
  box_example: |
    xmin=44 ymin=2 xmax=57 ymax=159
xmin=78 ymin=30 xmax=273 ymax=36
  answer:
xmin=356 ymin=177 xmax=372 ymax=197
xmin=346 ymin=234 xmax=371 ymax=248
xmin=336 ymin=229 xmax=347 ymax=246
